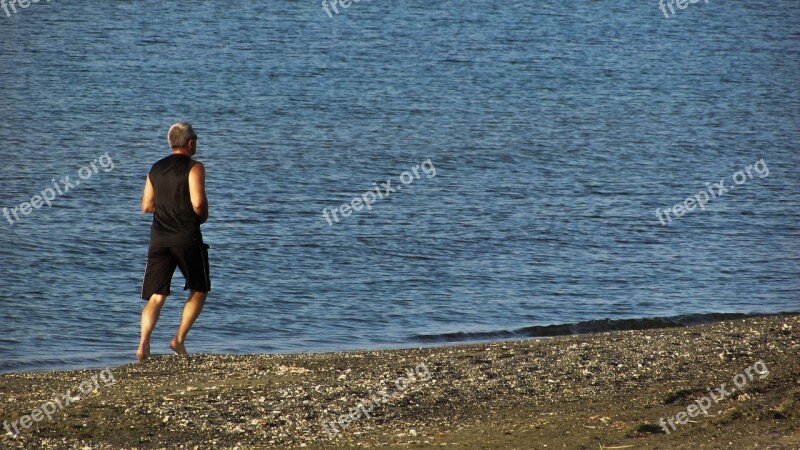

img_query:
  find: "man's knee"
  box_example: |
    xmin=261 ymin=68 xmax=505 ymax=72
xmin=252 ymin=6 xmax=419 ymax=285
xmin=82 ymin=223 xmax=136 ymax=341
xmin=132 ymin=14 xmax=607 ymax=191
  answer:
xmin=148 ymin=294 xmax=167 ymax=305
xmin=191 ymin=291 xmax=208 ymax=302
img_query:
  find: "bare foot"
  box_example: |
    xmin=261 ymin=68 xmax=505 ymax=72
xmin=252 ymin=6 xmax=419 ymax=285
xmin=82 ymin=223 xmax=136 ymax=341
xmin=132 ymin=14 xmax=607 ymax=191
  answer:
xmin=170 ymin=337 xmax=188 ymax=357
xmin=137 ymin=342 xmax=150 ymax=362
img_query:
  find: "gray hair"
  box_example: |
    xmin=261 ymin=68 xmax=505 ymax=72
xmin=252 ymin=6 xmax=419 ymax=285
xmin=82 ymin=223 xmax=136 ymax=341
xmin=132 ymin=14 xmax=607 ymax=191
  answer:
xmin=167 ymin=122 xmax=197 ymax=149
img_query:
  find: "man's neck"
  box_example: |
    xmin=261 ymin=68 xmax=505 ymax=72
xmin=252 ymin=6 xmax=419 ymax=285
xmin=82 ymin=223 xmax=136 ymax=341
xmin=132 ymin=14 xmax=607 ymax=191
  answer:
xmin=171 ymin=148 xmax=192 ymax=157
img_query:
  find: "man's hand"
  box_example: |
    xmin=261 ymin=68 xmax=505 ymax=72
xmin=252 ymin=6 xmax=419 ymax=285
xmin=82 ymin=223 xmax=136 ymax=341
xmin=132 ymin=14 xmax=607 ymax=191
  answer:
xmin=189 ymin=162 xmax=208 ymax=224
xmin=141 ymin=176 xmax=155 ymax=214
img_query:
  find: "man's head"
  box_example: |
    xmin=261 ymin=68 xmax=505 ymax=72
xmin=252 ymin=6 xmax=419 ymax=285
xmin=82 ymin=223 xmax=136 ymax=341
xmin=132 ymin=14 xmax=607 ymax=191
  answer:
xmin=168 ymin=122 xmax=197 ymax=155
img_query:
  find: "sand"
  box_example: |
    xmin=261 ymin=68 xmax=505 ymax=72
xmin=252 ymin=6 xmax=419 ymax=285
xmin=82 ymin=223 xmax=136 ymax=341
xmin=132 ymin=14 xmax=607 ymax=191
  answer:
xmin=1 ymin=314 xmax=799 ymax=449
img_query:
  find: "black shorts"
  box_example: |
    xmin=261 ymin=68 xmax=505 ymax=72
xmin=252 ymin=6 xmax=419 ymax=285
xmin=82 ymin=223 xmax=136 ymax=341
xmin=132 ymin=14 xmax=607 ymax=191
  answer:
xmin=140 ymin=243 xmax=211 ymax=300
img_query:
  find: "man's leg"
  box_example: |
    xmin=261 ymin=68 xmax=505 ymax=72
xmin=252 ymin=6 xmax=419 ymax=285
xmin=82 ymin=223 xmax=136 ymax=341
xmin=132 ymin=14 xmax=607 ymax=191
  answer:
xmin=138 ymin=294 xmax=166 ymax=362
xmin=170 ymin=290 xmax=207 ymax=357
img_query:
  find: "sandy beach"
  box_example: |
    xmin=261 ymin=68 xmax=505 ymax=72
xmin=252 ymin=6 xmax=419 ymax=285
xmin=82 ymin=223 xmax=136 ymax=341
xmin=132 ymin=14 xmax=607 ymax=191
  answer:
xmin=1 ymin=314 xmax=798 ymax=449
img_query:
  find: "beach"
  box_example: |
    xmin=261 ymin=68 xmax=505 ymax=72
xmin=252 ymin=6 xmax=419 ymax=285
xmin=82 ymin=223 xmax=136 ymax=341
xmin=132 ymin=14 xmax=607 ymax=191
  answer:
xmin=3 ymin=0 xmax=800 ymax=377
xmin=1 ymin=314 xmax=798 ymax=449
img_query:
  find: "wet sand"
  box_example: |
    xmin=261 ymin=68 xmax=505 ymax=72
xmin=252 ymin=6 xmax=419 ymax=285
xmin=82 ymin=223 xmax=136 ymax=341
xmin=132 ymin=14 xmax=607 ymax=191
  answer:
xmin=1 ymin=314 xmax=799 ymax=449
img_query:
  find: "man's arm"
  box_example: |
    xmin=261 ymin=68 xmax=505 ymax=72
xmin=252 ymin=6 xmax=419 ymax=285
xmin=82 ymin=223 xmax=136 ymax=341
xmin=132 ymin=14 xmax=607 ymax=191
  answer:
xmin=141 ymin=176 xmax=155 ymax=214
xmin=188 ymin=162 xmax=208 ymax=224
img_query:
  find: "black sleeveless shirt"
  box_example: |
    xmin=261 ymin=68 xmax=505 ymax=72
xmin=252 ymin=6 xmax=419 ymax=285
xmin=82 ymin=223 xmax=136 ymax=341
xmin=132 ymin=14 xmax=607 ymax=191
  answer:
xmin=148 ymin=154 xmax=203 ymax=247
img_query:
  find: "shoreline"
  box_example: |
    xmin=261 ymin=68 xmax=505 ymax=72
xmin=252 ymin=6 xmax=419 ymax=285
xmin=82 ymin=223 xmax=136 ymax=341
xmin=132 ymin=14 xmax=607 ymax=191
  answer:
xmin=1 ymin=314 xmax=798 ymax=449
xmin=4 ymin=310 xmax=797 ymax=376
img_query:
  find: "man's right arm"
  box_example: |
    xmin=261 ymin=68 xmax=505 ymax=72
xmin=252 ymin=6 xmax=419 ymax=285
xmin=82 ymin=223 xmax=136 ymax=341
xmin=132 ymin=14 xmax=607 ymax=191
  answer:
xmin=141 ymin=176 xmax=155 ymax=214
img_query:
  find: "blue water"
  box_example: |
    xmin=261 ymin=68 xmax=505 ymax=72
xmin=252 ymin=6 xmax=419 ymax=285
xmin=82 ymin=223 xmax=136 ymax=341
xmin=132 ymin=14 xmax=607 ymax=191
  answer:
xmin=0 ymin=1 xmax=798 ymax=373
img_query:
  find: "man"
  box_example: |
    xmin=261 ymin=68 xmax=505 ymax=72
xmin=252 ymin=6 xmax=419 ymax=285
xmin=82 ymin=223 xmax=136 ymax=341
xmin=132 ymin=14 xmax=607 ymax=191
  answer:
xmin=138 ymin=122 xmax=210 ymax=362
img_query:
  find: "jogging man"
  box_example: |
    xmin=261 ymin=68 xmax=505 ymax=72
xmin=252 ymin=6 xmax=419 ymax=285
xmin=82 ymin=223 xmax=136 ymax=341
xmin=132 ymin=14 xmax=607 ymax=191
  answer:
xmin=138 ymin=122 xmax=210 ymax=362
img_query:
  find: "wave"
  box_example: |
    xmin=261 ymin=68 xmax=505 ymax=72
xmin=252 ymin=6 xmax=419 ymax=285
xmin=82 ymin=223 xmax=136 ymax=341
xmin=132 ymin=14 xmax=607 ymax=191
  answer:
xmin=409 ymin=311 xmax=798 ymax=344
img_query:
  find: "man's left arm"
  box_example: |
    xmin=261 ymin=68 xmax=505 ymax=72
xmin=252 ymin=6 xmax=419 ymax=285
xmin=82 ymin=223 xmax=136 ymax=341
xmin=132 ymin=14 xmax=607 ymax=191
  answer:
xmin=188 ymin=162 xmax=208 ymax=224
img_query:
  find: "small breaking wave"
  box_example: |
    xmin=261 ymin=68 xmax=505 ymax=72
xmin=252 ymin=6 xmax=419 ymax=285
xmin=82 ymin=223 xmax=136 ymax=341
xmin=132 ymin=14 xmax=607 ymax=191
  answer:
xmin=409 ymin=312 xmax=796 ymax=344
